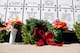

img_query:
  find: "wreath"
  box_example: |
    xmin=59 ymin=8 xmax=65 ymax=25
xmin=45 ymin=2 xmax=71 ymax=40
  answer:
xmin=22 ymin=18 xmax=64 ymax=46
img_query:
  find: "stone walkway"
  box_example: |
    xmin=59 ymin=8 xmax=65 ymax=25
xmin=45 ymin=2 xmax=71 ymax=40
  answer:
xmin=0 ymin=43 xmax=80 ymax=53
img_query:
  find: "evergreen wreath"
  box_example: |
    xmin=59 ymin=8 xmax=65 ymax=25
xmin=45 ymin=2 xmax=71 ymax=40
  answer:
xmin=22 ymin=18 xmax=63 ymax=46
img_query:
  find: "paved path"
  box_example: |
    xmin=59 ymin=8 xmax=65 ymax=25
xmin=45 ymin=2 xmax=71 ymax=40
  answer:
xmin=0 ymin=43 xmax=80 ymax=53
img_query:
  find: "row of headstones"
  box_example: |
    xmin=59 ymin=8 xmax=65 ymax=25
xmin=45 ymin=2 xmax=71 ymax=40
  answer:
xmin=0 ymin=0 xmax=80 ymax=30
xmin=0 ymin=0 xmax=80 ymax=9
xmin=0 ymin=6 xmax=80 ymax=30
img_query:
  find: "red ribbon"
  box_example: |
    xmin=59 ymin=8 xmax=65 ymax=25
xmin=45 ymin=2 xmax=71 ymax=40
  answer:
xmin=34 ymin=26 xmax=64 ymax=46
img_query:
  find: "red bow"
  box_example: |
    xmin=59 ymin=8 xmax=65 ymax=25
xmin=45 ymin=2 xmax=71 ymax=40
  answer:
xmin=34 ymin=26 xmax=64 ymax=46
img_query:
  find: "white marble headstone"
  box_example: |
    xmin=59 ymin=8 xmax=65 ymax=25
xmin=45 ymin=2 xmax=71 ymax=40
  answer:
xmin=6 ymin=7 xmax=23 ymax=22
xmin=41 ymin=8 xmax=57 ymax=23
xmin=25 ymin=0 xmax=40 ymax=6
xmin=42 ymin=0 xmax=57 ymax=7
xmin=58 ymin=0 xmax=72 ymax=8
xmin=23 ymin=7 xmax=40 ymax=24
xmin=74 ymin=10 xmax=80 ymax=23
xmin=0 ymin=0 xmax=7 ymax=6
xmin=73 ymin=0 xmax=80 ymax=9
xmin=0 ymin=7 xmax=6 ymax=22
xmin=8 ymin=0 xmax=24 ymax=6
xmin=58 ymin=9 xmax=74 ymax=30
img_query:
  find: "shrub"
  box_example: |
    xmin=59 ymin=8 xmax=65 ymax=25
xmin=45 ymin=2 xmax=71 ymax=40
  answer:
xmin=74 ymin=22 xmax=80 ymax=42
